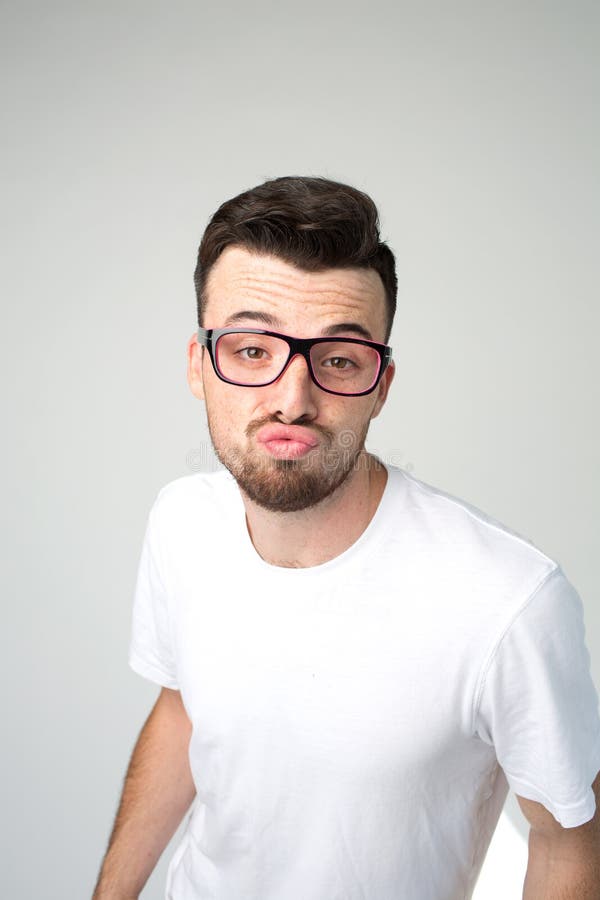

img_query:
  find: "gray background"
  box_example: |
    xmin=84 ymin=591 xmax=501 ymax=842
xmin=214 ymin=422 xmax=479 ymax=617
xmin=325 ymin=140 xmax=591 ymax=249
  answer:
xmin=2 ymin=1 xmax=598 ymax=897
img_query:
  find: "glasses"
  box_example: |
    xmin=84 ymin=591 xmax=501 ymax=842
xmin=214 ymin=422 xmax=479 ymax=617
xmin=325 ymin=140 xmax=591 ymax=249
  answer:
xmin=197 ymin=327 xmax=393 ymax=397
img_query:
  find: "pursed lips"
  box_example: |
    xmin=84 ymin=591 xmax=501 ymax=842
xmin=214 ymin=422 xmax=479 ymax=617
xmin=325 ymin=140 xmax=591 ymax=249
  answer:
xmin=255 ymin=424 xmax=320 ymax=459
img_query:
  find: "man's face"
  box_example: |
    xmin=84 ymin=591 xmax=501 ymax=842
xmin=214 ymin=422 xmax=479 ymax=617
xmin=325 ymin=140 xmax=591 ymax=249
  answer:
xmin=187 ymin=246 xmax=395 ymax=512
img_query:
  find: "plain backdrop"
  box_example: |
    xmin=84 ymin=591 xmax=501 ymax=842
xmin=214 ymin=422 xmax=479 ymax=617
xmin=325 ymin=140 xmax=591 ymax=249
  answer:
xmin=2 ymin=1 xmax=599 ymax=897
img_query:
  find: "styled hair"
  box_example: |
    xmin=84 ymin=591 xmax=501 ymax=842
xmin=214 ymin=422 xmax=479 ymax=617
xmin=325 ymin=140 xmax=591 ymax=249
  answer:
xmin=194 ymin=176 xmax=397 ymax=341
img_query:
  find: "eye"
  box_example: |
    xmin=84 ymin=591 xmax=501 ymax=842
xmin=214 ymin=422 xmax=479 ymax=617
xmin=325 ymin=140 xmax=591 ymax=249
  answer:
xmin=322 ymin=355 xmax=356 ymax=369
xmin=236 ymin=346 xmax=269 ymax=360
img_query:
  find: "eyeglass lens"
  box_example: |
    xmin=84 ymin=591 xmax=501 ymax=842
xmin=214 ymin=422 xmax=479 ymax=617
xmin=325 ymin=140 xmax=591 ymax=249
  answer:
xmin=214 ymin=332 xmax=381 ymax=393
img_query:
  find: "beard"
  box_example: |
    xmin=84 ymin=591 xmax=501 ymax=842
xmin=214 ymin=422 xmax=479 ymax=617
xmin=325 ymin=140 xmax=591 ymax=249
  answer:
xmin=206 ymin=413 xmax=369 ymax=513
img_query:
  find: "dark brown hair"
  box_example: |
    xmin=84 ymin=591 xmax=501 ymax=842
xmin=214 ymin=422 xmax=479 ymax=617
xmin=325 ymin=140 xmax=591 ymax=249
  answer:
xmin=194 ymin=176 xmax=397 ymax=340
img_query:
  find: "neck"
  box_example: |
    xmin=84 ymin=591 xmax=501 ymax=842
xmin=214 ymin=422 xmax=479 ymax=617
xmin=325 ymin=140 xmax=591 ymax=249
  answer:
xmin=240 ymin=452 xmax=388 ymax=568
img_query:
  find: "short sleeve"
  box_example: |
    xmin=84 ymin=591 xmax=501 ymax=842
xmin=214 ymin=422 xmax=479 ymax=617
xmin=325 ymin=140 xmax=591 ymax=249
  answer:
xmin=474 ymin=565 xmax=600 ymax=828
xmin=128 ymin=498 xmax=179 ymax=689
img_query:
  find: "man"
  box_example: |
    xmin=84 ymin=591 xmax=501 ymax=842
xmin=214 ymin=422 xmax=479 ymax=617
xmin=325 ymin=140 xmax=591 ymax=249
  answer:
xmin=94 ymin=176 xmax=600 ymax=899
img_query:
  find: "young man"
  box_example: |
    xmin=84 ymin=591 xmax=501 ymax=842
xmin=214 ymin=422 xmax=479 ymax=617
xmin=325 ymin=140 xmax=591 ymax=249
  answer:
xmin=94 ymin=177 xmax=600 ymax=899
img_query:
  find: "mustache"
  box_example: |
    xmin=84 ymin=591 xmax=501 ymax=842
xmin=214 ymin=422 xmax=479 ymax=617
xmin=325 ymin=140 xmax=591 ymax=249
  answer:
xmin=245 ymin=415 xmax=334 ymax=443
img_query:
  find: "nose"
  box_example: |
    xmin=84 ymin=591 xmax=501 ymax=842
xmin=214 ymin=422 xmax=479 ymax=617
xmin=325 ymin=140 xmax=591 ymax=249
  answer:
xmin=265 ymin=352 xmax=319 ymax=423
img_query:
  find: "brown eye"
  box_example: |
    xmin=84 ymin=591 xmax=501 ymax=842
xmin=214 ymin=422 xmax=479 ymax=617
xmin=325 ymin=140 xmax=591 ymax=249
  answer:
xmin=323 ymin=356 xmax=355 ymax=369
xmin=237 ymin=346 xmax=268 ymax=360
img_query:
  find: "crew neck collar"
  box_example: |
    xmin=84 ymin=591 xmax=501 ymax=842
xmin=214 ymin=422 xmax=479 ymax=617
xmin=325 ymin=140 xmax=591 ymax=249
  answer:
xmin=226 ymin=461 xmax=400 ymax=576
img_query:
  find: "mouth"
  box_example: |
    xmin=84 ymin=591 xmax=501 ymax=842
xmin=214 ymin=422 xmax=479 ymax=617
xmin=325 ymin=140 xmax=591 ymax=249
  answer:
xmin=255 ymin=424 xmax=320 ymax=460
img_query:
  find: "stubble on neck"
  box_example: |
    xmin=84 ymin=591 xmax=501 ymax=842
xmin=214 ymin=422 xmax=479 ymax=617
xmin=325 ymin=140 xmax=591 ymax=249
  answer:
xmin=242 ymin=451 xmax=388 ymax=568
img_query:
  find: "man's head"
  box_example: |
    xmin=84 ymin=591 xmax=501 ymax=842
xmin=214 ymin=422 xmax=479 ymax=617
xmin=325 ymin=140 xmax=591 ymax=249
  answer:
xmin=194 ymin=175 xmax=397 ymax=342
xmin=188 ymin=176 xmax=397 ymax=513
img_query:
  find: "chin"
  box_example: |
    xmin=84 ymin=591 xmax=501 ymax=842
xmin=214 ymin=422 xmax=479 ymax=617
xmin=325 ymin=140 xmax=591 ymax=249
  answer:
xmin=234 ymin=460 xmax=356 ymax=513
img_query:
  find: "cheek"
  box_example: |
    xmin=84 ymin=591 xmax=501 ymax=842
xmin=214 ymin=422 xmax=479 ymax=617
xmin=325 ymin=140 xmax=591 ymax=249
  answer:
xmin=321 ymin=400 xmax=374 ymax=441
xmin=343 ymin=397 xmax=378 ymax=422
xmin=204 ymin=384 xmax=263 ymax=431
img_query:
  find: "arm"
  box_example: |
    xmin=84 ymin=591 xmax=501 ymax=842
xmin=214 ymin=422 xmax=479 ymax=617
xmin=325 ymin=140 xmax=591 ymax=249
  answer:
xmin=519 ymin=770 xmax=600 ymax=899
xmin=92 ymin=686 xmax=196 ymax=900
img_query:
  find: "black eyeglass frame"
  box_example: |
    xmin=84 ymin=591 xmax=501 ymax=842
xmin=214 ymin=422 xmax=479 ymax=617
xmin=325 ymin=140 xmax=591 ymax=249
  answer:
xmin=197 ymin=327 xmax=393 ymax=397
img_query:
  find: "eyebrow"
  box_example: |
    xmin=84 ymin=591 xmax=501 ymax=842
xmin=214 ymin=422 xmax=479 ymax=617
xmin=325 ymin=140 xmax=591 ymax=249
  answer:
xmin=224 ymin=310 xmax=278 ymax=327
xmin=321 ymin=322 xmax=373 ymax=340
xmin=222 ymin=310 xmax=374 ymax=340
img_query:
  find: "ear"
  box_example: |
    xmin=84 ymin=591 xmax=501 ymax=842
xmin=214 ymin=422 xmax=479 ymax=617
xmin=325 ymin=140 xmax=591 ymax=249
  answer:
xmin=187 ymin=333 xmax=205 ymax=401
xmin=370 ymin=360 xmax=395 ymax=420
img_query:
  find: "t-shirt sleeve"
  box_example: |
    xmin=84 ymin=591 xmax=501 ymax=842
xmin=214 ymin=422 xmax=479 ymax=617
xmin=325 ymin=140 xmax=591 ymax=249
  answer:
xmin=128 ymin=497 xmax=179 ymax=689
xmin=474 ymin=565 xmax=600 ymax=828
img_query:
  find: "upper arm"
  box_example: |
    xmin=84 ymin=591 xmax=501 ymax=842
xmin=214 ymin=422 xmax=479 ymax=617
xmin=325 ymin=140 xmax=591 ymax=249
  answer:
xmin=517 ymin=770 xmax=600 ymax=845
xmin=518 ymin=772 xmax=600 ymax=897
xmin=149 ymin=686 xmax=193 ymax=738
xmin=475 ymin=567 xmax=600 ymax=831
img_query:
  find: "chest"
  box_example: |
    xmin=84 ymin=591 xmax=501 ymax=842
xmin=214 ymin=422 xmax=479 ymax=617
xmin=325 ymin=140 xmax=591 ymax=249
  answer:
xmin=172 ymin=571 xmax=484 ymax=781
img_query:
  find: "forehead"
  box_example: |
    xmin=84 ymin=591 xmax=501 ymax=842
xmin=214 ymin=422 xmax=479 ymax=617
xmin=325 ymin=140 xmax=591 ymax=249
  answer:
xmin=203 ymin=246 xmax=387 ymax=340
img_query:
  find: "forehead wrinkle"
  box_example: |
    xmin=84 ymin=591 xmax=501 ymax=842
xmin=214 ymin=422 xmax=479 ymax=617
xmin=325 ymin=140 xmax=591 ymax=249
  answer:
xmin=226 ymin=293 xmax=372 ymax=327
xmin=205 ymin=249 xmax=387 ymax=338
xmin=209 ymin=246 xmax=381 ymax=295
xmin=228 ymin=272 xmax=374 ymax=306
xmin=217 ymin=268 xmax=377 ymax=312
xmin=239 ymin=269 xmax=375 ymax=303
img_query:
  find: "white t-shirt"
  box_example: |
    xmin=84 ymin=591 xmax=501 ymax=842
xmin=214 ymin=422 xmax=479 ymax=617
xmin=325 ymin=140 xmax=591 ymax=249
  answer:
xmin=129 ymin=464 xmax=600 ymax=900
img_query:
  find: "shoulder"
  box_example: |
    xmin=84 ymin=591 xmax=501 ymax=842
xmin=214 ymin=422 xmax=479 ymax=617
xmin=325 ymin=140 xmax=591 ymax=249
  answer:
xmin=149 ymin=468 xmax=240 ymax=528
xmin=386 ymin=464 xmax=559 ymax=585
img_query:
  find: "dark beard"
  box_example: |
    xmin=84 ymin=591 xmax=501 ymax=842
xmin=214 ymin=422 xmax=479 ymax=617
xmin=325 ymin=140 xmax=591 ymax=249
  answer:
xmin=207 ymin=416 xmax=368 ymax=513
